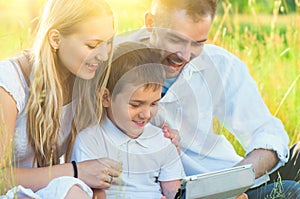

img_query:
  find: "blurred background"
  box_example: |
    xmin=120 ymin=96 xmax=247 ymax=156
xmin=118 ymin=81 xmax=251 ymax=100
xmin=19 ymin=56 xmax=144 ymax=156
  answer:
xmin=0 ymin=0 xmax=299 ymax=154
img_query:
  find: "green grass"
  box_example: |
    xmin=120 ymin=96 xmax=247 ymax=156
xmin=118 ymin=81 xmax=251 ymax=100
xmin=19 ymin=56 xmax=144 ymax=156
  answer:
xmin=211 ymin=10 xmax=300 ymax=154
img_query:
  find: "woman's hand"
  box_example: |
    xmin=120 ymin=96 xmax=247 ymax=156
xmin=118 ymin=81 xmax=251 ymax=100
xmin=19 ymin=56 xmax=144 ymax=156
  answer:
xmin=162 ymin=123 xmax=181 ymax=154
xmin=77 ymin=158 xmax=122 ymax=189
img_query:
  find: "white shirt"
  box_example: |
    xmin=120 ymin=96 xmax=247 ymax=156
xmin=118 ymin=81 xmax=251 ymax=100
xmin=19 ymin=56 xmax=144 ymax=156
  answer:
xmin=0 ymin=59 xmax=74 ymax=168
xmin=117 ymin=29 xmax=290 ymax=185
xmin=72 ymin=117 xmax=185 ymax=199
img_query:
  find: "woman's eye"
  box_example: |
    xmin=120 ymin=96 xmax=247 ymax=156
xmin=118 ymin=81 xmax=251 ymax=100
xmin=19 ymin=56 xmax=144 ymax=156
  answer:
xmin=87 ymin=45 xmax=97 ymax=49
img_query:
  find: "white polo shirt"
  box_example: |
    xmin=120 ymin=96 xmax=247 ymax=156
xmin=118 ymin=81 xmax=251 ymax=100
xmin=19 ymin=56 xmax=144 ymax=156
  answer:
xmin=72 ymin=117 xmax=185 ymax=199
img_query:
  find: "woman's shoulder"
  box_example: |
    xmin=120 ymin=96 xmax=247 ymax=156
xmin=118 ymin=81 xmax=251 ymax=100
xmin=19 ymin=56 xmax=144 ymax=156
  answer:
xmin=0 ymin=57 xmax=29 ymax=113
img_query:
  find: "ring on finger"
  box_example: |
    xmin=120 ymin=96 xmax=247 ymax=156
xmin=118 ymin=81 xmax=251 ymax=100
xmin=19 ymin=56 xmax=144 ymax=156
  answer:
xmin=108 ymin=175 xmax=113 ymax=184
xmin=104 ymin=168 xmax=109 ymax=175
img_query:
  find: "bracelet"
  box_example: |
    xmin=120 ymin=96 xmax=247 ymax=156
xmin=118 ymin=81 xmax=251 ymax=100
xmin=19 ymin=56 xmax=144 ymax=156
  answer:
xmin=71 ymin=161 xmax=78 ymax=178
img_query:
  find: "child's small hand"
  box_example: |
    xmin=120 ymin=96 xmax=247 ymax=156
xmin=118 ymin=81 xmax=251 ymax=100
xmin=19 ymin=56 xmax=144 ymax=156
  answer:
xmin=162 ymin=123 xmax=181 ymax=154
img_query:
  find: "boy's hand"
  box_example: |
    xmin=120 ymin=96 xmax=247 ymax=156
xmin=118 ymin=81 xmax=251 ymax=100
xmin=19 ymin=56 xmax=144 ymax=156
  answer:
xmin=162 ymin=123 xmax=181 ymax=154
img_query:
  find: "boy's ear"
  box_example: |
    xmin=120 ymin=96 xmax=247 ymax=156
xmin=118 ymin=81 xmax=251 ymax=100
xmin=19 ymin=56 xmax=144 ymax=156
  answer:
xmin=145 ymin=12 xmax=154 ymax=32
xmin=102 ymin=88 xmax=111 ymax=108
xmin=48 ymin=29 xmax=61 ymax=51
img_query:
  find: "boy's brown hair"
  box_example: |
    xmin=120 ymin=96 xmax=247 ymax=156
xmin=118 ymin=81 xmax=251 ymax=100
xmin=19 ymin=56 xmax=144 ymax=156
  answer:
xmin=107 ymin=41 xmax=165 ymax=100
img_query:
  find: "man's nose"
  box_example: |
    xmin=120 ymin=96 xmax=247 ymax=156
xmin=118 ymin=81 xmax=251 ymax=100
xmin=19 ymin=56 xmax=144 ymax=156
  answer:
xmin=177 ymin=45 xmax=191 ymax=62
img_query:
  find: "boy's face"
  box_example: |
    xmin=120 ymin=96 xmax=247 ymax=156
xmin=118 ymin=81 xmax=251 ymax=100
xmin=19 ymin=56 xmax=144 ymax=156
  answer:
xmin=147 ymin=9 xmax=212 ymax=78
xmin=105 ymin=85 xmax=162 ymax=139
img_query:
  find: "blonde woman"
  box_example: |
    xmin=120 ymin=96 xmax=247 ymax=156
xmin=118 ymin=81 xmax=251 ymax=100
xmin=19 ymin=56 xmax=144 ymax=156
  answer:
xmin=0 ymin=0 xmax=121 ymax=198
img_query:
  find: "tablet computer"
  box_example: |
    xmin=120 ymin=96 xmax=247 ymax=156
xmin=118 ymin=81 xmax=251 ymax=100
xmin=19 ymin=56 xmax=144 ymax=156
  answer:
xmin=175 ymin=164 xmax=255 ymax=199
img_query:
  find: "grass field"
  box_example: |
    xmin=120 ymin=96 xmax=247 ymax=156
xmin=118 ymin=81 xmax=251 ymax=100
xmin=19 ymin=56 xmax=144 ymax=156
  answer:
xmin=0 ymin=0 xmax=299 ymax=194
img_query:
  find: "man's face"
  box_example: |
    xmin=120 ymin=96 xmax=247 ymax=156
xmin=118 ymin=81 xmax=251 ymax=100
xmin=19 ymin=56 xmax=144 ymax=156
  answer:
xmin=149 ymin=10 xmax=212 ymax=78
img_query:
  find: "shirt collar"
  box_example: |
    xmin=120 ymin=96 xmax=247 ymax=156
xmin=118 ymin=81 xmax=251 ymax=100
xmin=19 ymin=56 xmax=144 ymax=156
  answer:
xmin=101 ymin=117 xmax=162 ymax=148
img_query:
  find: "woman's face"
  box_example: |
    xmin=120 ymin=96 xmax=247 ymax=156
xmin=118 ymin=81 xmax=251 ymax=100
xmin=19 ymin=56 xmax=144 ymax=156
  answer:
xmin=57 ymin=15 xmax=114 ymax=80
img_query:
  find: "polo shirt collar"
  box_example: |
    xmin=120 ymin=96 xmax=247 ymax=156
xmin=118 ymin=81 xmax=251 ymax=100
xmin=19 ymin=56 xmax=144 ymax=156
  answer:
xmin=102 ymin=117 xmax=161 ymax=148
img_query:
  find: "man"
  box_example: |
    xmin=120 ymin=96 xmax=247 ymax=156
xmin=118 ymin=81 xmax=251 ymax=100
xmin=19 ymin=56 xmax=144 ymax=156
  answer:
xmin=116 ymin=0 xmax=300 ymax=198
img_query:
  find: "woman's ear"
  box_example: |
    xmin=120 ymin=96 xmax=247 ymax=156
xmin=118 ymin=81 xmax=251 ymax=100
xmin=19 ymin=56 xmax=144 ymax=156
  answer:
xmin=48 ymin=29 xmax=61 ymax=51
xmin=145 ymin=12 xmax=154 ymax=32
xmin=102 ymin=88 xmax=111 ymax=108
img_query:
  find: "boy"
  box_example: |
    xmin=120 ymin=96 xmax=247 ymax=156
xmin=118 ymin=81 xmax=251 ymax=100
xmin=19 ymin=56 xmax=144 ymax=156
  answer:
xmin=72 ymin=42 xmax=185 ymax=199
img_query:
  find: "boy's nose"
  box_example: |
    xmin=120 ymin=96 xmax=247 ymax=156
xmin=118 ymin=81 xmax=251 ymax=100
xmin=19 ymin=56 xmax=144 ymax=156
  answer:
xmin=138 ymin=108 xmax=151 ymax=119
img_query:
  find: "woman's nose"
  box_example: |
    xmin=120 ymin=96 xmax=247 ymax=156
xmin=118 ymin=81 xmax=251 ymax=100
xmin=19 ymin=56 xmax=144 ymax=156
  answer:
xmin=95 ymin=43 xmax=109 ymax=61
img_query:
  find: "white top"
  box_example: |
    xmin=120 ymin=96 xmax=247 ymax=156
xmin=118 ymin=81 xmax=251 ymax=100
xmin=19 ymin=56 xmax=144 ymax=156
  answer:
xmin=0 ymin=59 xmax=74 ymax=168
xmin=116 ymin=29 xmax=290 ymax=186
xmin=72 ymin=117 xmax=185 ymax=199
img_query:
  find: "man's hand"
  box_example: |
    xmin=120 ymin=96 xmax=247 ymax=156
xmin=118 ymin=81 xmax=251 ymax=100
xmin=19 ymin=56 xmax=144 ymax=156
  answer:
xmin=162 ymin=123 xmax=181 ymax=154
xmin=236 ymin=193 xmax=248 ymax=199
xmin=236 ymin=149 xmax=279 ymax=178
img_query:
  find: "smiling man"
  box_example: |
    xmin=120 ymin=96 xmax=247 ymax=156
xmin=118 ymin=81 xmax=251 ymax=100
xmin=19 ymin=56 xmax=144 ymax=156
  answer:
xmin=116 ymin=0 xmax=300 ymax=198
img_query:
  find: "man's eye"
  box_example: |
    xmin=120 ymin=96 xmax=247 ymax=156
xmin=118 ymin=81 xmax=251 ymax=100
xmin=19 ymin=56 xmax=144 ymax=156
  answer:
xmin=192 ymin=42 xmax=204 ymax=47
xmin=129 ymin=103 xmax=139 ymax=108
xmin=168 ymin=38 xmax=180 ymax=43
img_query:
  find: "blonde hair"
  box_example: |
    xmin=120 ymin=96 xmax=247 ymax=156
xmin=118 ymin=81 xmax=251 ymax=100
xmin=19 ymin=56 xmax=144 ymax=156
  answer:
xmin=27 ymin=0 xmax=113 ymax=167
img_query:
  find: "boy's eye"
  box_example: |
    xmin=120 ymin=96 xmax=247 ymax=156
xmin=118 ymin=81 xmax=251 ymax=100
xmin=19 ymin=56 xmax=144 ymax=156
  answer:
xmin=151 ymin=102 xmax=158 ymax=107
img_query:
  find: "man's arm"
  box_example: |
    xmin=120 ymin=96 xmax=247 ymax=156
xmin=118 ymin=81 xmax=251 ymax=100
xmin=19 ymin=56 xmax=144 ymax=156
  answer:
xmin=236 ymin=149 xmax=279 ymax=178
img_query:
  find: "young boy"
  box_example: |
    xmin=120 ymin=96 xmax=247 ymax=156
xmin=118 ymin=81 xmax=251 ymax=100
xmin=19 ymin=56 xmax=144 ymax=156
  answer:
xmin=71 ymin=42 xmax=185 ymax=199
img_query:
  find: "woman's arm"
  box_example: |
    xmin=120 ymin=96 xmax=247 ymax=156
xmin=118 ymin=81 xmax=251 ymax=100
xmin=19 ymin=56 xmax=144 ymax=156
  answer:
xmin=0 ymin=87 xmax=18 ymax=190
xmin=0 ymin=87 xmax=73 ymax=191
xmin=160 ymin=180 xmax=181 ymax=199
xmin=0 ymin=87 xmax=122 ymax=192
xmin=0 ymin=87 xmax=17 ymax=164
xmin=4 ymin=157 xmax=121 ymax=192
xmin=92 ymin=188 xmax=106 ymax=199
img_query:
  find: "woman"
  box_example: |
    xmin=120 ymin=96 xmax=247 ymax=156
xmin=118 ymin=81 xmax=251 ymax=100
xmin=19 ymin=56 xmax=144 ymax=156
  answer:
xmin=0 ymin=0 xmax=121 ymax=198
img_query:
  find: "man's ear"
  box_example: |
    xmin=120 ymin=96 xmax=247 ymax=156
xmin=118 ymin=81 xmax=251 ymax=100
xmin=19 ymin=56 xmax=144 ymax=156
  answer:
xmin=48 ymin=29 xmax=61 ymax=51
xmin=145 ymin=12 xmax=154 ymax=32
xmin=102 ymin=88 xmax=111 ymax=108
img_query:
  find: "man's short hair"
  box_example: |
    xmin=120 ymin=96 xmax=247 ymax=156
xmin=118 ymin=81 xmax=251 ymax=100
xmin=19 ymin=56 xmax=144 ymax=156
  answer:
xmin=152 ymin=0 xmax=218 ymax=23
